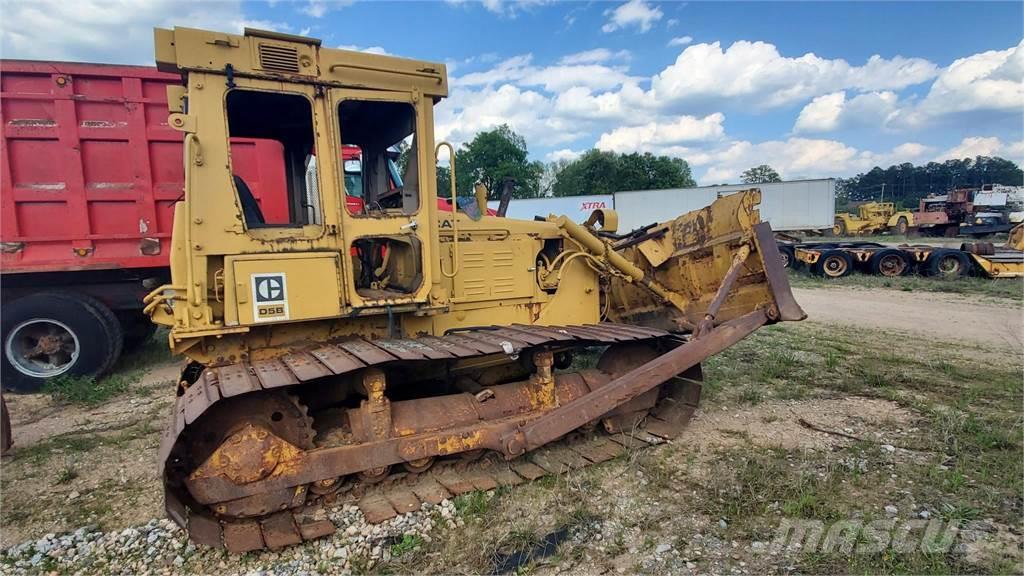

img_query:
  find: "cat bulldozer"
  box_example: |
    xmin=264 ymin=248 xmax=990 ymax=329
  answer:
xmin=145 ymin=26 xmax=805 ymax=553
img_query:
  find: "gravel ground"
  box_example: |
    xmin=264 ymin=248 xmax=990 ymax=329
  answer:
xmin=1 ymin=500 xmax=458 ymax=576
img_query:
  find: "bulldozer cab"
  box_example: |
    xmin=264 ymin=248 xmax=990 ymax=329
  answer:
xmin=151 ymin=27 xmax=447 ymax=333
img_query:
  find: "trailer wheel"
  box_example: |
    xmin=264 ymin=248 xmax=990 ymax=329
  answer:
xmin=777 ymin=245 xmax=796 ymax=269
xmin=2 ymin=293 xmax=123 ymax=393
xmin=813 ymin=250 xmax=853 ymax=279
xmin=925 ymin=249 xmax=970 ymax=279
xmin=868 ymin=249 xmax=910 ymax=277
xmin=896 ymin=217 xmax=909 ymax=235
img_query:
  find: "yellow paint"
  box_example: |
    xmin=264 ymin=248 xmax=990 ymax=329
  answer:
xmin=435 ymin=430 xmax=484 ymax=455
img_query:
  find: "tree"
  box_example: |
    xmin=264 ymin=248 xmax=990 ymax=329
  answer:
xmin=550 ymin=150 xmax=696 ymax=197
xmin=741 ymin=164 xmax=782 ymax=184
xmin=453 ymin=125 xmax=543 ymax=199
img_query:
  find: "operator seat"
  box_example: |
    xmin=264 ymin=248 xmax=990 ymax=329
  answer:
xmin=233 ymin=175 xmax=266 ymax=226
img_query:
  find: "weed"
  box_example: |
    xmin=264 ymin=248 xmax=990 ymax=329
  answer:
xmin=824 ymin=349 xmax=839 ymax=371
xmin=453 ymin=491 xmax=491 ymax=520
xmin=760 ymin=349 xmax=798 ymax=380
xmin=55 ymin=465 xmax=78 ymax=485
xmin=738 ymin=386 xmax=764 ymax=405
xmin=389 ymin=534 xmax=422 ymax=557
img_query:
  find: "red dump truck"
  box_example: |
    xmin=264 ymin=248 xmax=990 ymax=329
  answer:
xmin=0 ymin=61 xmax=292 ymax=391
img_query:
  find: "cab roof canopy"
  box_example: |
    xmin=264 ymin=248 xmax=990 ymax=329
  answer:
xmin=154 ymin=27 xmax=448 ymax=99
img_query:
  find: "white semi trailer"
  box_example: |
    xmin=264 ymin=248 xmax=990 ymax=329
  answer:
xmin=613 ymin=179 xmax=836 ymax=234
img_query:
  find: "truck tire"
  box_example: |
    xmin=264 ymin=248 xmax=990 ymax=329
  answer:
xmin=2 ymin=293 xmax=123 ymax=393
xmin=925 ymin=249 xmax=970 ymax=279
xmin=118 ymin=312 xmax=158 ymax=352
xmin=812 ymin=250 xmax=853 ymax=279
xmin=832 ymin=218 xmax=847 ymax=237
xmin=868 ymin=249 xmax=910 ymax=277
xmin=777 ymin=245 xmax=796 ymax=269
xmin=896 ymin=217 xmax=909 ymax=235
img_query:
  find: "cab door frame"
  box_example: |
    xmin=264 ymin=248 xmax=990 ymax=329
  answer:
xmin=328 ymin=87 xmax=437 ymax=310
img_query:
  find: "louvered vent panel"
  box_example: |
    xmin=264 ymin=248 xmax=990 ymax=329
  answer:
xmin=258 ymin=43 xmax=300 ymax=73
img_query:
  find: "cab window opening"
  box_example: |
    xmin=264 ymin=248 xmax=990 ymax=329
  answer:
xmin=338 ymin=100 xmax=419 ymax=216
xmin=226 ymin=89 xmax=321 ymax=227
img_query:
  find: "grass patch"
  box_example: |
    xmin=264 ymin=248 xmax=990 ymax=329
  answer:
xmin=708 ymin=447 xmax=844 ymax=528
xmin=453 ymin=490 xmax=493 ymax=520
xmin=787 ymin=268 xmax=1024 ymax=302
xmin=41 ymin=332 xmax=171 ymax=406
xmin=12 ymin=417 xmax=160 ymax=464
xmin=707 ymin=322 xmax=1023 ymax=532
xmin=42 ymin=374 xmax=132 ymax=406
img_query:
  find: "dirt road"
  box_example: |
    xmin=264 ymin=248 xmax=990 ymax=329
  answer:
xmin=792 ymin=286 xmax=1023 ymax=351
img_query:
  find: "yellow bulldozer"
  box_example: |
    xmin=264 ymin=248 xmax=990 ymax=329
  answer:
xmin=832 ymin=201 xmax=915 ymax=236
xmin=145 ymin=26 xmax=805 ymax=553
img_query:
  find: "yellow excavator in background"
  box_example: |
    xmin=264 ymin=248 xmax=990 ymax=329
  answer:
xmin=145 ymin=26 xmax=805 ymax=552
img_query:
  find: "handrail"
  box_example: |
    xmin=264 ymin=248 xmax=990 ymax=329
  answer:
xmin=184 ymin=134 xmax=201 ymax=307
xmin=435 ymin=141 xmax=459 ymax=278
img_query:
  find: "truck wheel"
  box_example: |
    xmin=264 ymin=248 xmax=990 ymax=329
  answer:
xmin=777 ymin=245 xmax=796 ymax=269
xmin=925 ymin=249 xmax=970 ymax=279
xmin=2 ymin=293 xmax=123 ymax=393
xmin=896 ymin=217 xmax=909 ymax=235
xmin=868 ymin=249 xmax=910 ymax=277
xmin=832 ymin=218 xmax=847 ymax=237
xmin=813 ymin=250 xmax=853 ymax=279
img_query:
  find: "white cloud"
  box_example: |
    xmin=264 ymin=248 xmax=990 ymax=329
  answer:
xmin=692 ymin=138 xmax=934 ymax=183
xmin=650 ymin=41 xmax=938 ymax=109
xmin=793 ymin=90 xmax=900 ymax=133
xmin=890 ymin=40 xmax=1024 ymax=128
xmin=337 ymin=44 xmax=390 ymax=55
xmin=445 ymin=0 xmax=551 ymax=17
xmin=666 ymin=18 xmax=679 ymax=28
xmin=553 ymin=84 xmax=656 ymax=123
xmin=595 ymin=113 xmax=726 ymax=152
xmin=0 ymin=0 xmax=289 ymax=64
xmin=299 ymin=0 xmax=354 ymax=18
xmin=559 ymin=48 xmax=631 ymax=65
xmin=453 ymin=54 xmax=637 ymax=92
xmin=546 ymin=149 xmax=584 ymax=162
xmin=938 ymin=136 xmax=1024 ymax=162
xmin=667 ymin=35 xmax=693 ymax=47
xmin=890 ymin=142 xmax=935 ymax=162
xmin=435 ymin=84 xmax=585 ymax=149
xmin=602 ymin=0 xmax=663 ymax=33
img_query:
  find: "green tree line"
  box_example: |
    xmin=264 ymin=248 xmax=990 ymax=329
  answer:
xmin=837 ymin=157 xmax=1023 ymax=207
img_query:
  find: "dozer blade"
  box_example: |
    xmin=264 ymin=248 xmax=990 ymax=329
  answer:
xmin=603 ymin=189 xmax=805 ymax=331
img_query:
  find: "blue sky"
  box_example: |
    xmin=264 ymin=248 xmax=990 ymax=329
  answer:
xmin=2 ymin=0 xmax=1021 ymax=184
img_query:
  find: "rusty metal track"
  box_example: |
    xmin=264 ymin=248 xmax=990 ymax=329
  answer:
xmin=160 ymin=322 xmax=684 ymax=552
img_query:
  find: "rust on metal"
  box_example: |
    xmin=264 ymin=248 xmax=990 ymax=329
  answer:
xmin=223 ymin=520 xmax=265 ymax=554
xmin=503 ymin=311 xmax=769 ymax=457
xmin=260 ymin=512 xmax=303 ymax=549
